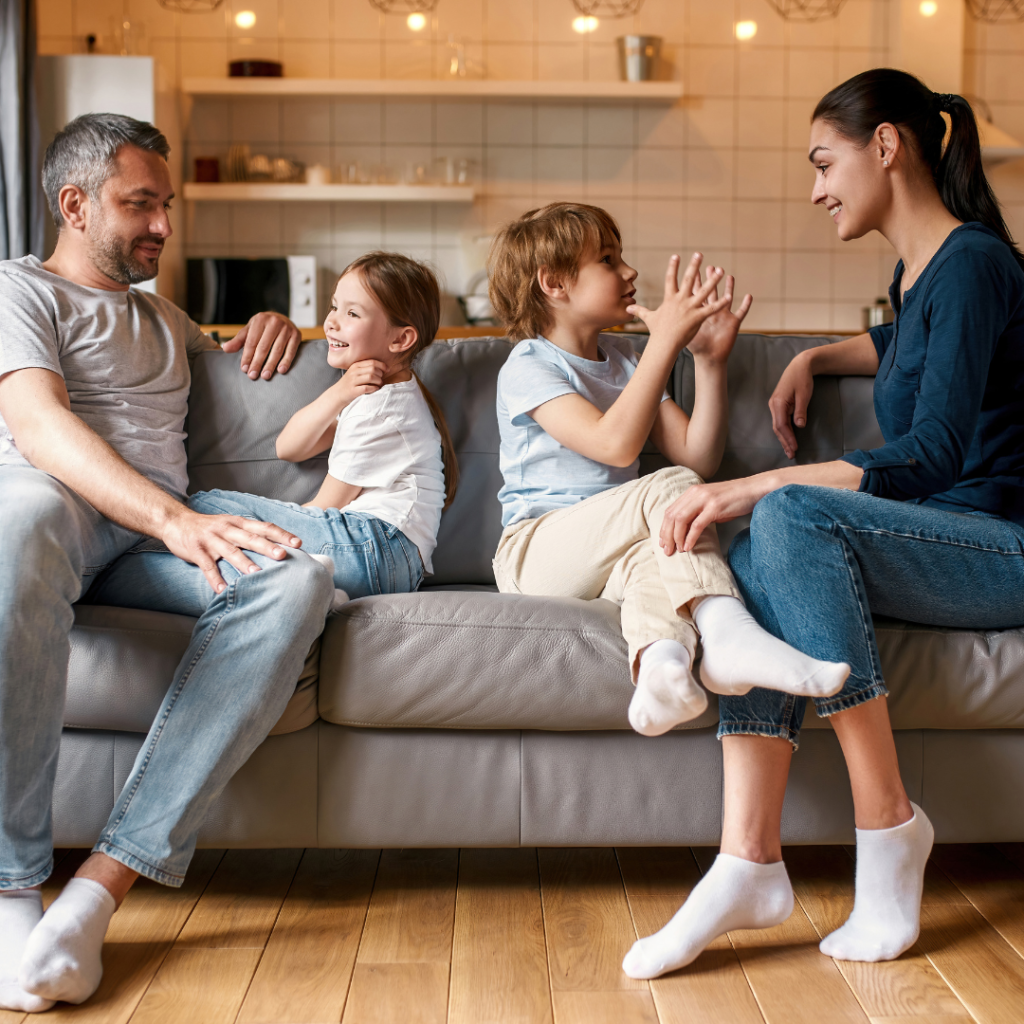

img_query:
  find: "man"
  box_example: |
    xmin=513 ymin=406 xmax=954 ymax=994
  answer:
xmin=0 ymin=113 xmax=334 ymax=1012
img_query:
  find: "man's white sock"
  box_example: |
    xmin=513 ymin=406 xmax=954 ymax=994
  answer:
xmin=622 ymin=853 xmax=794 ymax=979
xmin=20 ymin=877 xmax=116 ymax=1005
xmin=0 ymin=890 xmax=54 ymax=1013
xmin=694 ymin=595 xmax=850 ymax=698
xmin=629 ymin=639 xmax=708 ymax=737
xmin=819 ymin=802 xmax=934 ymax=962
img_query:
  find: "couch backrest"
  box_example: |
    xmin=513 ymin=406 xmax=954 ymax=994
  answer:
xmin=187 ymin=333 xmax=883 ymax=583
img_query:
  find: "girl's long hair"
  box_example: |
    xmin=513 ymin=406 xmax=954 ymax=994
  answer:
xmin=813 ymin=68 xmax=1024 ymax=271
xmin=340 ymin=252 xmax=459 ymax=509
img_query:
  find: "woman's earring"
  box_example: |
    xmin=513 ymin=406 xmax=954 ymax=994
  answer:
xmin=883 ymin=160 xmax=889 ymax=166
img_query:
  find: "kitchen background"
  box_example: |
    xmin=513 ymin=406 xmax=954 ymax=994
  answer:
xmin=36 ymin=0 xmax=1024 ymax=332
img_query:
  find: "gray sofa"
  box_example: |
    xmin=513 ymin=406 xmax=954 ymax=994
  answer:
xmin=53 ymin=334 xmax=1024 ymax=850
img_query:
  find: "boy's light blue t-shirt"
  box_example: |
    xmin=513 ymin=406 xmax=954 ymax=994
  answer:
xmin=496 ymin=334 xmax=668 ymax=527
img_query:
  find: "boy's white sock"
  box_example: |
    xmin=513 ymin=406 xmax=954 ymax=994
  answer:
xmin=622 ymin=853 xmax=794 ymax=979
xmin=0 ymin=890 xmax=54 ymax=1013
xmin=629 ymin=640 xmax=707 ymax=737
xmin=694 ymin=595 xmax=850 ymax=699
xmin=20 ymin=877 xmax=116 ymax=1005
xmin=819 ymin=802 xmax=934 ymax=962
xmin=308 ymin=553 xmax=350 ymax=611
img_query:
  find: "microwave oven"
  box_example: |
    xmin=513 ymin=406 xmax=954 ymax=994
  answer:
xmin=186 ymin=255 xmax=318 ymax=328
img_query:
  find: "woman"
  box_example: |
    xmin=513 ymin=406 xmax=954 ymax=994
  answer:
xmin=622 ymin=68 xmax=1024 ymax=978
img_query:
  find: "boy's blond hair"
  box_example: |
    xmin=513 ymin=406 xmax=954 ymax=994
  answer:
xmin=488 ymin=202 xmax=622 ymax=342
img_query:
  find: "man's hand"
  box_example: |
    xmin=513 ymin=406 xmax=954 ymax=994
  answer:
xmin=686 ymin=267 xmax=753 ymax=366
xmin=221 ymin=311 xmax=301 ymax=380
xmin=160 ymin=507 xmax=303 ymax=593
xmin=626 ymin=253 xmax=732 ymax=355
xmin=337 ymin=359 xmax=386 ymax=403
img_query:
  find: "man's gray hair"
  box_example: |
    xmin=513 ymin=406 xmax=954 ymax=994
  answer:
xmin=42 ymin=113 xmax=170 ymax=228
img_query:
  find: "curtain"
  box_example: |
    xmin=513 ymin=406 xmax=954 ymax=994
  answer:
xmin=0 ymin=0 xmax=44 ymax=260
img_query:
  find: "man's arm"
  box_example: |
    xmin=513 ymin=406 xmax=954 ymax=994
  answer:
xmin=0 ymin=367 xmax=303 ymax=592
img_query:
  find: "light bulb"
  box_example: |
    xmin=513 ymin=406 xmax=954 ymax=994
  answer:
xmin=572 ymin=15 xmax=599 ymax=33
xmin=919 ymin=0 xmax=938 ymax=13
xmin=234 ymin=10 xmax=256 ymax=29
xmin=407 ymin=11 xmax=427 ymax=30
xmin=734 ymin=20 xmax=757 ymax=40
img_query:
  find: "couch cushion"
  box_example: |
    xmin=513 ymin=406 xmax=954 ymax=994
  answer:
xmin=67 ymin=605 xmax=320 ymax=736
xmin=318 ymin=589 xmax=720 ymax=731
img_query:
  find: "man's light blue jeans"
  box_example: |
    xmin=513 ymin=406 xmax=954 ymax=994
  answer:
xmin=0 ymin=466 xmax=334 ymax=889
xmin=187 ymin=490 xmax=424 ymax=597
xmin=720 ymin=485 xmax=1024 ymax=748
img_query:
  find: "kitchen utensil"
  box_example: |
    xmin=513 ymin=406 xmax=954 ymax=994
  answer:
xmin=616 ymin=35 xmax=661 ymax=82
xmin=457 ymin=269 xmax=498 ymax=326
xmin=226 ymin=143 xmax=251 ymax=182
xmin=247 ymin=153 xmax=273 ymax=180
xmin=272 ymin=157 xmax=303 ymax=182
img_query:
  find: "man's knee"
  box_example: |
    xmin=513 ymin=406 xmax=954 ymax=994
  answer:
xmin=256 ymin=549 xmax=334 ymax=618
xmin=0 ymin=471 xmax=80 ymax=562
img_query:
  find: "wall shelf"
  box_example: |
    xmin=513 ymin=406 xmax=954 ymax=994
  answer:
xmin=181 ymin=77 xmax=684 ymax=101
xmin=182 ymin=182 xmax=475 ymax=202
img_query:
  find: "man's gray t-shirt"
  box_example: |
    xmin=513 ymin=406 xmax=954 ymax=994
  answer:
xmin=0 ymin=256 xmax=213 ymax=501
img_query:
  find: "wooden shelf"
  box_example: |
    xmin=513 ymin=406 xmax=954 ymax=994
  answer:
xmin=183 ymin=182 xmax=475 ymax=202
xmin=182 ymin=77 xmax=683 ymax=101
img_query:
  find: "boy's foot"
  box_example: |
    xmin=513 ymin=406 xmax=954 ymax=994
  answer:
xmin=622 ymin=853 xmax=794 ymax=979
xmin=20 ymin=878 xmax=116 ymax=1005
xmin=629 ymin=639 xmax=707 ymax=737
xmin=0 ymin=890 xmax=54 ymax=1012
xmin=694 ymin=596 xmax=850 ymax=698
xmin=820 ymin=803 xmax=934 ymax=962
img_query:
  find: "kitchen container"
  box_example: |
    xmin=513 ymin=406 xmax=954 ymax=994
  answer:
xmin=229 ymin=60 xmax=282 ymax=77
xmin=862 ymin=297 xmax=895 ymax=331
xmin=194 ymin=157 xmax=219 ymax=182
xmin=616 ymin=35 xmax=661 ymax=82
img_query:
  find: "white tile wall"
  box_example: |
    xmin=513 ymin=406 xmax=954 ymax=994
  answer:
xmin=38 ymin=0 xmax=1023 ymax=330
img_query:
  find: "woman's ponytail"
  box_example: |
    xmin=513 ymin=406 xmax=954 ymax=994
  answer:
xmin=814 ymin=69 xmax=1024 ymax=272
xmin=339 ymin=251 xmax=460 ymax=509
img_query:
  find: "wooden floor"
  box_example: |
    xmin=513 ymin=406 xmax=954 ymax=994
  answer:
xmin=7 ymin=844 xmax=1024 ymax=1024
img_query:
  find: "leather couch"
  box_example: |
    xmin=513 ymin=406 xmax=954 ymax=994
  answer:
xmin=53 ymin=334 xmax=1024 ymax=850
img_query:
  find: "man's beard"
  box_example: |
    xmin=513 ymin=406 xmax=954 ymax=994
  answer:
xmin=89 ymin=221 xmax=162 ymax=285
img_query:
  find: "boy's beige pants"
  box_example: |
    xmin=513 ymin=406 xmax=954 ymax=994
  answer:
xmin=492 ymin=466 xmax=742 ymax=681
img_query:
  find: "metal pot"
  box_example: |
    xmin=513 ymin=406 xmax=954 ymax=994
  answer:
xmin=617 ymin=35 xmax=661 ymax=82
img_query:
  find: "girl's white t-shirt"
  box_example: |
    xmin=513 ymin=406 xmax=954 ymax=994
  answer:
xmin=327 ymin=378 xmax=446 ymax=574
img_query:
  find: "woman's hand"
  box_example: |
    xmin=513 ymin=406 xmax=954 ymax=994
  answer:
xmin=686 ymin=268 xmax=753 ymax=366
xmin=769 ymin=351 xmax=815 ymax=459
xmin=659 ymin=476 xmax=774 ymax=554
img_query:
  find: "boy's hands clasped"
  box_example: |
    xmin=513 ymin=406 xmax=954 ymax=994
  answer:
xmin=627 ymin=253 xmax=751 ymax=360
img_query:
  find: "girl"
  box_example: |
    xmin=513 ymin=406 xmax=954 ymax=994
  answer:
xmin=624 ymin=69 xmax=1024 ymax=979
xmin=189 ymin=251 xmax=458 ymax=600
xmin=488 ymin=202 xmax=851 ymax=741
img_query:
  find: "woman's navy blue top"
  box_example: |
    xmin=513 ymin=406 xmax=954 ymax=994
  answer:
xmin=840 ymin=222 xmax=1024 ymax=525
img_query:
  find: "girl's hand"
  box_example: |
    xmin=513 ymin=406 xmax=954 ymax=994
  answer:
xmin=659 ymin=476 xmax=773 ymax=554
xmin=627 ymin=253 xmax=733 ymax=355
xmin=769 ymin=352 xmax=815 ymax=459
xmin=686 ymin=268 xmax=752 ymax=366
xmin=338 ymin=359 xmax=387 ymax=403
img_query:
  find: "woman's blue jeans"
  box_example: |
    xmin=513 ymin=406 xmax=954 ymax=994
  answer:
xmin=187 ymin=490 xmax=424 ymax=597
xmin=720 ymin=485 xmax=1024 ymax=748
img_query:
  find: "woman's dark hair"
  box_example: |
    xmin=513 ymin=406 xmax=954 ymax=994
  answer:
xmin=340 ymin=251 xmax=459 ymax=509
xmin=813 ymin=68 xmax=1024 ymax=271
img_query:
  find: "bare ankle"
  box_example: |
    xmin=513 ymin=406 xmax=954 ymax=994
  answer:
xmin=719 ymin=839 xmax=783 ymax=865
xmin=74 ymin=853 xmax=138 ymax=908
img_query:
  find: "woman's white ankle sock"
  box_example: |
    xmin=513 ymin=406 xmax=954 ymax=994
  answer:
xmin=629 ymin=640 xmax=708 ymax=737
xmin=622 ymin=853 xmax=794 ymax=979
xmin=694 ymin=596 xmax=850 ymax=699
xmin=20 ymin=877 xmax=116 ymax=1005
xmin=0 ymin=890 xmax=54 ymax=1013
xmin=819 ymin=803 xmax=934 ymax=962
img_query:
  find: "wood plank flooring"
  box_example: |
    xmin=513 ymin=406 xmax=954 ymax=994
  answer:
xmin=12 ymin=844 xmax=1024 ymax=1023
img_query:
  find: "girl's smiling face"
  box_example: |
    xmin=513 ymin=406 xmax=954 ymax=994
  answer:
xmin=323 ymin=270 xmax=407 ymax=371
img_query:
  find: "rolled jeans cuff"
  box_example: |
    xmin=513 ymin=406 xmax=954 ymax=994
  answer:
xmin=813 ymin=679 xmax=889 ymax=717
xmin=717 ymin=719 xmax=803 ymax=750
xmin=0 ymin=858 xmax=54 ymax=891
xmin=92 ymin=838 xmax=186 ymax=889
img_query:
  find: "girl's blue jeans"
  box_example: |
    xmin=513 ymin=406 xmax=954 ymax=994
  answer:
xmin=720 ymin=485 xmax=1024 ymax=748
xmin=187 ymin=490 xmax=425 ymax=597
